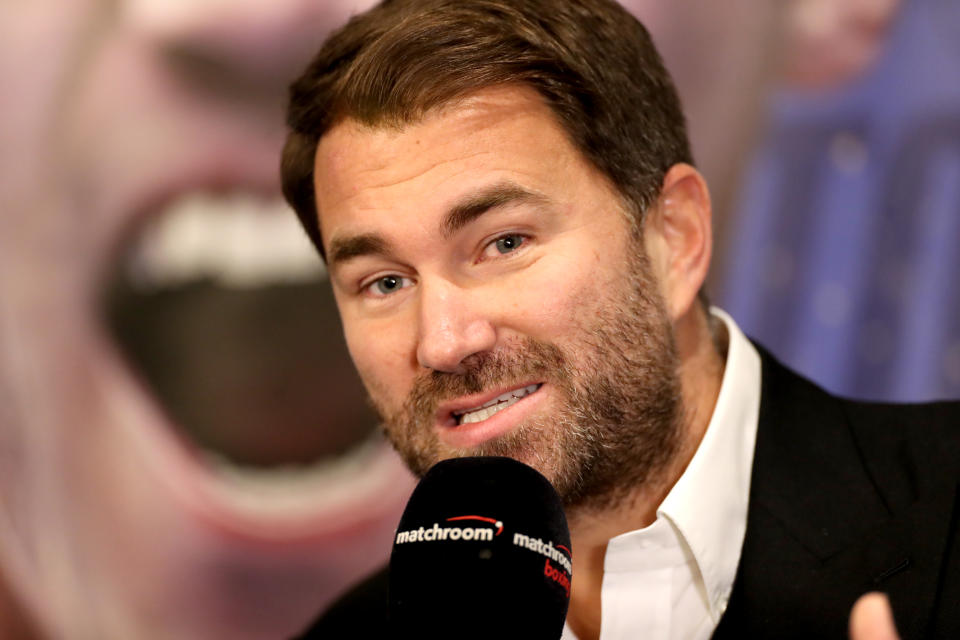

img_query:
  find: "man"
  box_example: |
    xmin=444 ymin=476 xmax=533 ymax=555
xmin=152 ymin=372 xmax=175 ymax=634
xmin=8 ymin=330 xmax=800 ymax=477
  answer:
xmin=281 ymin=0 xmax=960 ymax=638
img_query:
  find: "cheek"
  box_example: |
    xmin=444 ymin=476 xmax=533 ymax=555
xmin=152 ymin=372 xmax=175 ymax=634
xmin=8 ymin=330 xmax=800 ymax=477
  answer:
xmin=504 ymin=252 xmax=610 ymax=338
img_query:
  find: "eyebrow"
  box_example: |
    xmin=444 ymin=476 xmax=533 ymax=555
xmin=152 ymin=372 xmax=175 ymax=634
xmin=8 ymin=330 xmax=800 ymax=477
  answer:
xmin=440 ymin=182 xmax=548 ymax=238
xmin=327 ymin=181 xmax=547 ymax=269
xmin=327 ymin=233 xmax=389 ymax=267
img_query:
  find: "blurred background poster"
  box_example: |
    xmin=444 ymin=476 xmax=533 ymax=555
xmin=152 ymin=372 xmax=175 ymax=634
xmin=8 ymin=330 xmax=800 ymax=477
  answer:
xmin=713 ymin=0 xmax=960 ymax=402
xmin=0 ymin=0 xmax=956 ymax=638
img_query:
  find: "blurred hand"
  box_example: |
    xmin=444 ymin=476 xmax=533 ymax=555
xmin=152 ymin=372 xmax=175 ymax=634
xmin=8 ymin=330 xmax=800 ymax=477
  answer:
xmin=849 ymin=592 xmax=901 ymax=640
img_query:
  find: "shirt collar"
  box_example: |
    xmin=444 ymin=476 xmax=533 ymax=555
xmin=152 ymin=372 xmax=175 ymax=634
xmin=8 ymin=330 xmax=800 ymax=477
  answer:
xmin=656 ymin=307 xmax=761 ymax=618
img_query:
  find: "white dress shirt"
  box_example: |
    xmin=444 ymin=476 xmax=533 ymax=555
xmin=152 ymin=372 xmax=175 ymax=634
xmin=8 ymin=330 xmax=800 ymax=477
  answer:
xmin=562 ymin=309 xmax=761 ymax=639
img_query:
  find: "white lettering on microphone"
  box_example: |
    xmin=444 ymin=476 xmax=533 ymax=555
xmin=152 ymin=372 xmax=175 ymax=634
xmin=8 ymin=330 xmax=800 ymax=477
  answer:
xmin=395 ymin=522 xmax=495 ymax=544
xmin=511 ymin=533 xmax=572 ymax=573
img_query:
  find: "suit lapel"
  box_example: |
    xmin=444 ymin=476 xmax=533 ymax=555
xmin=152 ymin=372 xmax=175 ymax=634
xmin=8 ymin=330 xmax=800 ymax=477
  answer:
xmin=748 ymin=347 xmax=890 ymax=558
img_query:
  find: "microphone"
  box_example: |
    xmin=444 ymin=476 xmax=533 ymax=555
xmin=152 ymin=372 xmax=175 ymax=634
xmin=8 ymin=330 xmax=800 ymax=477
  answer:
xmin=389 ymin=456 xmax=572 ymax=639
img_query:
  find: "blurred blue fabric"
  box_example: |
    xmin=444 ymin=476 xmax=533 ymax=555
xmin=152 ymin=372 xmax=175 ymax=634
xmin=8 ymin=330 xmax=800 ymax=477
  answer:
xmin=719 ymin=0 xmax=960 ymax=402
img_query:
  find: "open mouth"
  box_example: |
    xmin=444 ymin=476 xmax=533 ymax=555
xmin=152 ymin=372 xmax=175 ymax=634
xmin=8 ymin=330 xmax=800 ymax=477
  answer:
xmin=453 ymin=384 xmax=542 ymax=425
xmin=99 ymin=190 xmax=381 ymax=485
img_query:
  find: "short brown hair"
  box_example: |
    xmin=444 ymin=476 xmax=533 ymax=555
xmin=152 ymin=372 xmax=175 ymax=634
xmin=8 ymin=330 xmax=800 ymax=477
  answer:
xmin=281 ymin=0 xmax=692 ymax=258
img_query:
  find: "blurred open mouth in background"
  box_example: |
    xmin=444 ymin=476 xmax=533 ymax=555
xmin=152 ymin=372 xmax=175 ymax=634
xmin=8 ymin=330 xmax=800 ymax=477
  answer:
xmin=99 ymin=189 xmax=391 ymax=510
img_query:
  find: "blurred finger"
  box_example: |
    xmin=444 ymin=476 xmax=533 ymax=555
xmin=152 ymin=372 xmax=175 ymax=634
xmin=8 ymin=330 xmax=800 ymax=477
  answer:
xmin=849 ymin=592 xmax=900 ymax=640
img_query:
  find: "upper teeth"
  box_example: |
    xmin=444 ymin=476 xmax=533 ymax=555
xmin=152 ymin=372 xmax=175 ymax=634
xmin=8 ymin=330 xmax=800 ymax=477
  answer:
xmin=126 ymin=192 xmax=326 ymax=291
xmin=456 ymin=384 xmax=540 ymax=425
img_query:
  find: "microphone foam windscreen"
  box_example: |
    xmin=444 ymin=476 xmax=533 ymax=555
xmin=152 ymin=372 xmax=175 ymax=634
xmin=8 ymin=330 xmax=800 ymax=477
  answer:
xmin=389 ymin=456 xmax=571 ymax=639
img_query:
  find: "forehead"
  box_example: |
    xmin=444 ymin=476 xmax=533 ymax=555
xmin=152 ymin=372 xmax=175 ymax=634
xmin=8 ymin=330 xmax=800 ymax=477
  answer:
xmin=312 ymin=85 xmax=603 ymax=243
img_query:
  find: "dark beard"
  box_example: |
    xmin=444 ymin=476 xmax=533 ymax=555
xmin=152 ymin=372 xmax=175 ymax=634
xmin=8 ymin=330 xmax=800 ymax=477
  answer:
xmin=373 ymin=249 xmax=683 ymax=513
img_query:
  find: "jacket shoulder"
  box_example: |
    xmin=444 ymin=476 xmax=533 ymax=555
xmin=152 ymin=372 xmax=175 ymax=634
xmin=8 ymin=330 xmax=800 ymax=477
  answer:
xmin=754 ymin=341 xmax=960 ymax=507
xmin=839 ymin=397 xmax=960 ymax=510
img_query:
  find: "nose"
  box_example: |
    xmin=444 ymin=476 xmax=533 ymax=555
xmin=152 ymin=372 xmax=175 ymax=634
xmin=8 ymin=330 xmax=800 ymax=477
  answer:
xmin=416 ymin=280 xmax=497 ymax=373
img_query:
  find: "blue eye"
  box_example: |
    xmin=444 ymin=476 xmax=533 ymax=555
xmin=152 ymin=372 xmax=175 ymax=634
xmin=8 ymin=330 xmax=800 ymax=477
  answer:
xmin=368 ymin=275 xmax=410 ymax=297
xmin=493 ymin=234 xmax=525 ymax=254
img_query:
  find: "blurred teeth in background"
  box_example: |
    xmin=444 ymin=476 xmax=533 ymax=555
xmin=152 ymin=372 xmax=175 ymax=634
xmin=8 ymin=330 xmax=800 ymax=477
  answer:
xmin=126 ymin=192 xmax=325 ymax=292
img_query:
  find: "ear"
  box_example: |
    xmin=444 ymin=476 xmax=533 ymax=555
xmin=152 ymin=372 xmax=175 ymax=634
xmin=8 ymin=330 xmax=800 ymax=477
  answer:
xmin=643 ymin=163 xmax=712 ymax=321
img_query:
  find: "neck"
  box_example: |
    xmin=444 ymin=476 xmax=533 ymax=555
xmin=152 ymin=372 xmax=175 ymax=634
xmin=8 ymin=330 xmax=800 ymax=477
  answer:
xmin=564 ymin=306 xmax=727 ymax=640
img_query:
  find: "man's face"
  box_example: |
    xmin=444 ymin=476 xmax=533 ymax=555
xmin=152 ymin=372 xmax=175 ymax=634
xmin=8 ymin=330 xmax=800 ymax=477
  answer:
xmin=316 ymin=86 xmax=682 ymax=509
xmin=0 ymin=1 xmax=416 ymax=638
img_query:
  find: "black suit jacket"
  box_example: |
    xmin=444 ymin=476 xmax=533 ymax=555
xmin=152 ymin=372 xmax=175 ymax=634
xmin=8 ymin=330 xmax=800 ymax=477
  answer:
xmin=714 ymin=346 xmax=960 ymax=639
xmin=298 ymin=348 xmax=960 ymax=639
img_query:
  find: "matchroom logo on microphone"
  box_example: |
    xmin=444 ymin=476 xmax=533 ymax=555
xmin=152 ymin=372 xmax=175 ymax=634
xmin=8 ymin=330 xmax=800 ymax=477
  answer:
xmin=513 ymin=532 xmax=572 ymax=597
xmin=394 ymin=514 xmax=572 ymax=597
xmin=394 ymin=515 xmax=504 ymax=543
